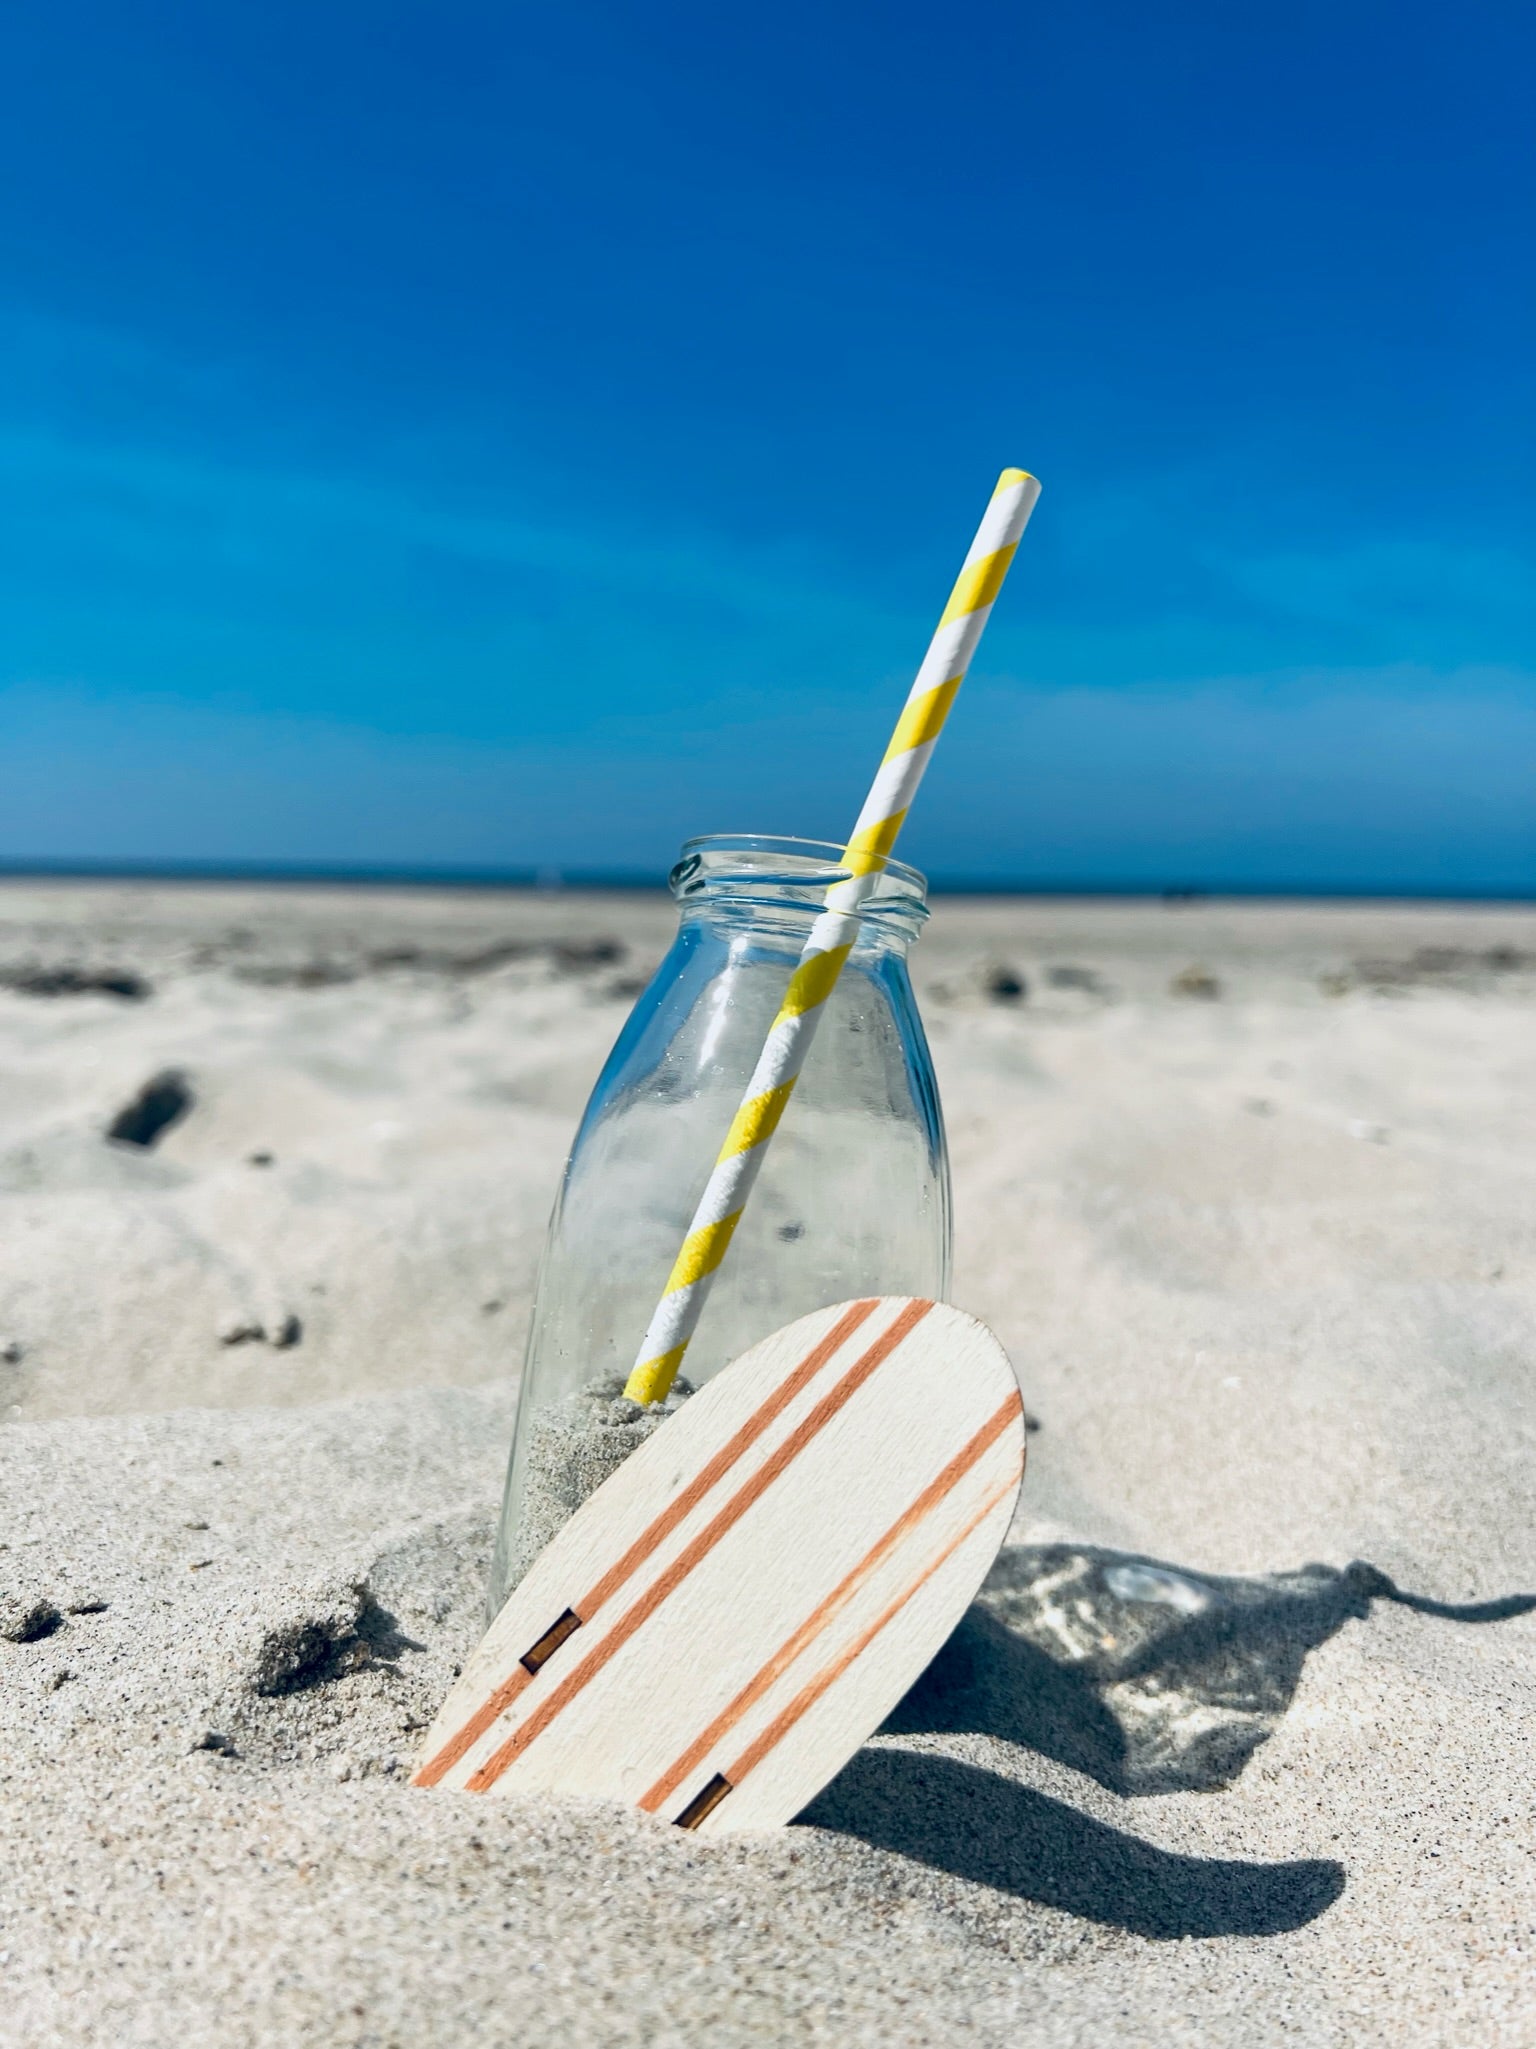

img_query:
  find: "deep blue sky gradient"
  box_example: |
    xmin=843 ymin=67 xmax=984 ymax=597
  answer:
xmin=3 ymin=1 xmax=1533 ymax=888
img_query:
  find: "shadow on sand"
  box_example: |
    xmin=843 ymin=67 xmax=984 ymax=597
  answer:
xmin=799 ymin=1544 xmax=1534 ymax=1938
xmin=804 ymin=1750 xmax=1345 ymax=1938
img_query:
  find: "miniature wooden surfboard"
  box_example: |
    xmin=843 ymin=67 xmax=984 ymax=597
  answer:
xmin=414 ymin=1297 xmax=1026 ymax=1833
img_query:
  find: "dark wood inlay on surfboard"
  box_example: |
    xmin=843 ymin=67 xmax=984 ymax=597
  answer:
xmin=673 ymin=1773 xmax=733 ymax=1831
xmin=520 ymin=1608 xmax=583 ymax=1674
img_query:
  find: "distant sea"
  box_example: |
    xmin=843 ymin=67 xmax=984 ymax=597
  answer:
xmin=1 ymin=859 xmax=1532 ymax=905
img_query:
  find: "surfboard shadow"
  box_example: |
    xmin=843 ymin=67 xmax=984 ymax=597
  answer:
xmin=795 ymin=1547 xmax=1531 ymax=1936
xmin=880 ymin=1544 xmax=1536 ymax=1797
xmin=801 ymin=1748 xmax=1345 ymax=1939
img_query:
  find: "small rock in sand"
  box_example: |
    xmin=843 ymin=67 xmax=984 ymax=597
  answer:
xmin=107 ymin=1068 xmax=194 ymax=1148
xmin=1171 ymin=964 xmax=1222 ymax=1000
xmin=0 ymin=1336 xmax=24 ymax=1364
xmin=217 ymin=1310 xmax=303 ymax=1349
xmin=1 ymin=1594 xmax=64 ymax=1643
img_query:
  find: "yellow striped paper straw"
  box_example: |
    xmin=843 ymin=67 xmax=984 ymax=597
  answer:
xmin=624 ymin=466 xmax=1042 ymax=1405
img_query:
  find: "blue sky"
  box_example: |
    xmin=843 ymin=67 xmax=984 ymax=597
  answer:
xmin=3 ymin=1 xmax=1533 ymax=889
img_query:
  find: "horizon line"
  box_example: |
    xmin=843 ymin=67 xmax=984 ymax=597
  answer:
xmin=0 ymin=857 xmax=1532 ymax=910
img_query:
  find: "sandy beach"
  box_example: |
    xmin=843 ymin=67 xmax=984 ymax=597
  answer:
xmin=3 ymin=877 xmax=1534 ymax=2047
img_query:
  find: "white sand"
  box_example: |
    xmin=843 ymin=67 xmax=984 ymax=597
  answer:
xmin=2 ymin=880 xmax=1534 ymax=2046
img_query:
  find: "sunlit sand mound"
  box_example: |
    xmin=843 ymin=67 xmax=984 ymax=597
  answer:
xmin=3 ymin=882 xmax=1534 ymax=2046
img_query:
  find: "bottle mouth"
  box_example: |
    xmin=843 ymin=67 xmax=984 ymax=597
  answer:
xmin=669 ymin=833 xmax=929 ymax=943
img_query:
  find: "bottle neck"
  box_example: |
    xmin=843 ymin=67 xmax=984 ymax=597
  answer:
xmin=669 ymin=834 xmax=928 ymax=957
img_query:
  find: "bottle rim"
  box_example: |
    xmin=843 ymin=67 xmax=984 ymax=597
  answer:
xmin=669 ymin=832 xmax=929 ymax=940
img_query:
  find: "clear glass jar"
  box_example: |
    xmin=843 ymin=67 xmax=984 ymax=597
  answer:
xmin=486 ymin=833 xmax=951 ymax=1612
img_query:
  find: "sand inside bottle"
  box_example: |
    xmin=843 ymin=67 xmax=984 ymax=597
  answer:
xmin=500 ymin=1372 xmax=695 ymax=1597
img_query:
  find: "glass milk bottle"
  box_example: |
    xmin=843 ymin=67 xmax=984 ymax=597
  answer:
xmin=486 ymin=833 xmax=951 ymax=1612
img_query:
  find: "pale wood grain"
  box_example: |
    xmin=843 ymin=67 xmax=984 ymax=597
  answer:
xmin=415 ymin=1297 xmax=1026 ymax=1832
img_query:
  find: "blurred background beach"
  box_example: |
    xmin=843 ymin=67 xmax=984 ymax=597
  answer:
xmin=3 ymin=6 xmax=1534 ymax=2046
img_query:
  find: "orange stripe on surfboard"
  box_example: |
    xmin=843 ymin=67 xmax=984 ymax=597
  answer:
xmin=413 ymin=1298 xmax=882 ymax=1789
xmin=720 ymin=1460 xmax=1023 ymax=1797
xmin=578 ymin=1298 xmax=882 ymax=1619
xmin=464 ymin=1299 xmax=935 ymax=1792
xmin=412 ymin=1660 xmax=537 ymax=1788
xmin=640 ymin=1386 xmax=1024 ymax=1815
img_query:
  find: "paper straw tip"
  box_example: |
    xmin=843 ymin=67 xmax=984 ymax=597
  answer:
xmin=996 ymin=467 xmax=1039 ymax=492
